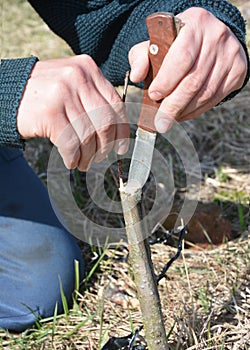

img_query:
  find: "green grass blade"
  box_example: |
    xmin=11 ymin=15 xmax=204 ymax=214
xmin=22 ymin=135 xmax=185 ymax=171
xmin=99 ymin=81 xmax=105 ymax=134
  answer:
xmin=59 ymin=275 xmax=69 ymax=315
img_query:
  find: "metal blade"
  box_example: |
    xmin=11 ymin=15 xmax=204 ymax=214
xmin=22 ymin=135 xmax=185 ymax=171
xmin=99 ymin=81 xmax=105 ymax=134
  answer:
xmin=126 ymin=13 xmax=179 ymax=191
xmin=127 ymin=127 xmax=156 ymax=188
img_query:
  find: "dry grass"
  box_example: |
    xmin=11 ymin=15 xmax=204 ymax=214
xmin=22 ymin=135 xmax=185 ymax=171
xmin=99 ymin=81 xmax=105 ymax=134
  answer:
xmin=1 ymin=234 xmax=249 ymax=349
xmin=1 ymin=0 xmax=250 ymax=349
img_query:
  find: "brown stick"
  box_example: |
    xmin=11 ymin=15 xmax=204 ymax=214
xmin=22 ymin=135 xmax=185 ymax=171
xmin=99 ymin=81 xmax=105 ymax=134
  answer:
xmin=119 ymin=181 xmax=169 ymax=350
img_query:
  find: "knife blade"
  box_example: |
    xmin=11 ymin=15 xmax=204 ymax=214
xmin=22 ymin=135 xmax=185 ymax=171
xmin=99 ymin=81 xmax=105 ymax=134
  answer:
xmin=127 ymin=12 xmax=181 ymax=189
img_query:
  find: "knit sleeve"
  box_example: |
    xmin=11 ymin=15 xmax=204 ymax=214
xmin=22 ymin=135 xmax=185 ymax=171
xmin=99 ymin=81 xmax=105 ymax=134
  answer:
xmin=0 ymin=57 xmax=38 ymax=149
xmin=100 ymin=0 xmax=249 ymax=94
xmin=28 ymin=0 xmax=249 ymax=98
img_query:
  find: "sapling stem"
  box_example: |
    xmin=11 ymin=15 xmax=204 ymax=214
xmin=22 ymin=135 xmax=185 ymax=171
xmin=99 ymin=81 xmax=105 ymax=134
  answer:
xmin=119 ymin=180 xmax=169 ymax=350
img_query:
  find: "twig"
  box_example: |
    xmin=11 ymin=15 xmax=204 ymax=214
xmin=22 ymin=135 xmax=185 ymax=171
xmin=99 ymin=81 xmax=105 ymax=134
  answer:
xmin=108 ymin=165 xmax=120 ymax=189
xmin=156 ymin=226 xmax=187 ymax=283
xmin=122 ymin=71 xmax=130 ymax=103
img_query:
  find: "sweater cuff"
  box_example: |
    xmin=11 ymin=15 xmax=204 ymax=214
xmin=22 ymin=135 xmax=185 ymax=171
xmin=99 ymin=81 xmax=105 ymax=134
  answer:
xmin=0 ymin=57 xmax=38 ymax=149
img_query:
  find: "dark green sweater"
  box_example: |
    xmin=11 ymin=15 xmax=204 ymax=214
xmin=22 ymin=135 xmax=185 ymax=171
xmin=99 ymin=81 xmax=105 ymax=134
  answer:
xmin=1 ymin=0 xmax=249 ymax=149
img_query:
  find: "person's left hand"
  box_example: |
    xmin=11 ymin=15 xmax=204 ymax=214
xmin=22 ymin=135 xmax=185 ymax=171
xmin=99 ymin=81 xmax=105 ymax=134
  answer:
xmin=129 ymin=7 xmax=248 ymax=132
xmin=17 ymin=55 xmax=129 ymax=171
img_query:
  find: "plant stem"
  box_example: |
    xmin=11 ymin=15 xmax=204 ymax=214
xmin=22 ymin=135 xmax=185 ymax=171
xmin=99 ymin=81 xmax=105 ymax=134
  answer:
xmin=119 ymin=181 xmax=169 ymax=350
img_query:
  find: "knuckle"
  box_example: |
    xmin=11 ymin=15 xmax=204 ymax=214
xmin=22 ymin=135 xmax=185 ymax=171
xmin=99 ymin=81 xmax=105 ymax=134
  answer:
xmin=233 ymin=56 xmax=247 ymax=88
xmin=178 ymin=45 xmax=195 ymax=71
xmin=63 ymin=138 xmax=80 ymax=158
xmin=199 ymin=83 xmax=216 ymax=104
xmin=61 ymin=63 xmax=83 ymax=82
xmin=98 ymin=124 xmax=115 ymax=144
xmin=81 ymin=131 xmax=95 ymax=147
xmin=165 ymin=103 xmax=182 ymax=118
xmin=81 ymin=54 xmax=95 ymax=66
xmin=237 ymin=66 xmax=247 ymax=85
xmin=99 ymin=123 xmax=113 ymax=136
xmin=190 ymin=8 xmax=212 ymax=27
xmin=50 ymin=79 xmax=69 ymax=98
xmin=199 ymin=8 xmax=210 ymax=17
xmin=81 ymin=54 xmax=101 ymax=75
xmin=216 ymin=22 xmax=231 ymax=42
xmin=59 ymin=147 xmax=80 ymax=169
xmin=61 ymin=56 xmax=97 ymax=84
xmin=113 ymin=100 xmax=126 ymax=117
xmin=109 ymin=88 xmax=122 ymax=104
xmin=186 ymin=75 xmax=202 ymax=95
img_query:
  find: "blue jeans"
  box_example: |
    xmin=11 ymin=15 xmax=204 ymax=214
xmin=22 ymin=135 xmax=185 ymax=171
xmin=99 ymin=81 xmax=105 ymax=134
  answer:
xmin=0 ymin=147 xmax=84 ymax=332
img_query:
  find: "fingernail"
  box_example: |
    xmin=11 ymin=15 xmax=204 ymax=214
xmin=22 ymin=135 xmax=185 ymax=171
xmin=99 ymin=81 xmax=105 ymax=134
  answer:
xmin=149 ymin=91 xmax=164 ymax=101
xmin=115 ymin=138 xmax=129 ymax=155
xmin=155 ymin=118 xmax=173 ymax=133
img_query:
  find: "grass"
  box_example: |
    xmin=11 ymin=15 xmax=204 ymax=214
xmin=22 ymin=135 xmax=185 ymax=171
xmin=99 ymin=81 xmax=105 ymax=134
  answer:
xmin=1 ymin=238 xmax=249 ymax=349
xmin=1 ymin=0 xmax=250 ymax=349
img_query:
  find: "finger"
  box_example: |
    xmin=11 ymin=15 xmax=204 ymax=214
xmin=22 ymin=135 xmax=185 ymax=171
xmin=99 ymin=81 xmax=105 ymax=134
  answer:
xmin=176 ymin=67 xmax=228 ymax=121
xmin=171 ymin=38 xmax=247 ymax=122
xmin=77 ymin=132 xmax=97 ymax=171
xmin=80 ymin=81 xmax=129 ymax=159
xmin=75 ymin=59 xmax=130 ymax=162
xmin=91 ymin=103 xmax=129 ymax=162
xmin=154 ymin=46 xmax=216 ymax=132
xmin=148 ymin=26 xmax=201 ymax=100
xmin=78 ymin=72 xmax=129 ymax=157
xmin=55 ymin=124 xmax=81 ymax=170
xmin=94 ymin=124 xmax=116 ymax=162
xmin=84 ymin=103 xmax=116 ymax=163
xmin=69 ymin=114 xmax=99 ymax=170
xmin=54 ymin=92 xmax=98 ymax=169
xmin=53 ymin=111 xmax=98 ymax=171
xmin=113 ymin=123 xmax=130 ymax=155
xmin=177 ymin=78 xmax=229 ymax=122
xmin=178 ymin=55 xmax=247 ymax=122
xmin=129 ymin=41 xmax=150 ymax=82
xmin=112 ymin=102 xmax=130 ymax=155
xmin=46 ymin=102 xmax=83 ymax=169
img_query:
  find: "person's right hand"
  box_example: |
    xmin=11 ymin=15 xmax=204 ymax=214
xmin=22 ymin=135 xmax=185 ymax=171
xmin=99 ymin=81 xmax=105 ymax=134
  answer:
xmin=128 ymin=8 xmax=248 ymax=131
xmin=17 ymin=55 xmax=129 ymax=171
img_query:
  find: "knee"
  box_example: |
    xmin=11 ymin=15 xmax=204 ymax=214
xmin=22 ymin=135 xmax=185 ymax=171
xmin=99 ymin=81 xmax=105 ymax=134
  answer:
xmin=0 ymin=218 xmax=84 ymax=332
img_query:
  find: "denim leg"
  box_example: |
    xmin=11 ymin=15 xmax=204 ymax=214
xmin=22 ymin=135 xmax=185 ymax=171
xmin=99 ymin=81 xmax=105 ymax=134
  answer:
xmin=0 ymin=217 xmax=84 ymax=332
xmin=0 ymin=147 xmax=84 ymax=332
xmin=0 ymin=147 xmax=64 ymax=227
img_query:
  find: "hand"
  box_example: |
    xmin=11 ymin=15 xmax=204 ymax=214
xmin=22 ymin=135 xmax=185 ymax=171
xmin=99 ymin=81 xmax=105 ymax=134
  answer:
xmin=17 ymin=55 xmax=129 ymax=171
xmin=129 ymin=7 xmax=248 ymax=132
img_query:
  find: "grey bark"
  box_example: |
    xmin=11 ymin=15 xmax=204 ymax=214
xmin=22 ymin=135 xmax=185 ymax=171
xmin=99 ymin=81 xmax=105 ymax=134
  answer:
xmin=119 ymin=181 xmax=169 ymax=350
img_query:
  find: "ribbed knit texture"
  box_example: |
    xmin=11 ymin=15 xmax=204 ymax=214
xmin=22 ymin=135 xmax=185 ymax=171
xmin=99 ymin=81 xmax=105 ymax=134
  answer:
xmin=29 ymin=0 xmax=249 ymax=87
xmin=1 ymin=0 xmax=249 ymax=149
xmin=0 ymin=57 xmax=38 ymax=148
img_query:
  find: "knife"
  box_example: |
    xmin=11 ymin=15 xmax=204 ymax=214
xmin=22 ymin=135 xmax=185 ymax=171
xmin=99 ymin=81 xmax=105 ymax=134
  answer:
xmin=127 ymin=12 xmax=181 ymax=189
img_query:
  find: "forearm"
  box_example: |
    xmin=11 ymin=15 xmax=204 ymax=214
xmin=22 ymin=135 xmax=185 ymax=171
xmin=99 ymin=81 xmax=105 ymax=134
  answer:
xmin=0 ymin=57 xmax=38 ymax=149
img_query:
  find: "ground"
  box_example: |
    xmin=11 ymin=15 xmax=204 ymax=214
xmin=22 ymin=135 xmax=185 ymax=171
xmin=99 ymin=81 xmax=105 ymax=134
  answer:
xmin=1 ymin=0 xmax=250 ymax=349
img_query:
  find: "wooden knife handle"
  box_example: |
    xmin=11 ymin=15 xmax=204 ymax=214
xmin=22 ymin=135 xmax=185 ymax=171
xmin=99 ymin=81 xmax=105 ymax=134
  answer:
xmin=137 ymin=12 xmax=179 ymax=132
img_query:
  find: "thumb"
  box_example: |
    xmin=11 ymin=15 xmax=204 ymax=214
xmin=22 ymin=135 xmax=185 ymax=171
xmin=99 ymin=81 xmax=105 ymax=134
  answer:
xmin=128 ymin=41 xmax=149 ymax=82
